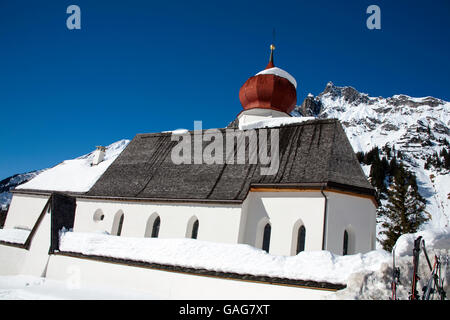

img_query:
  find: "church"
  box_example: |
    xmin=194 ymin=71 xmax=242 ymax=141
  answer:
xmin=0 ymin=45 xmax=377 ymax=298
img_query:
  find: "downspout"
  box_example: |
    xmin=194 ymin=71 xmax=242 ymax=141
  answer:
xmin=320 ymin=187 xmax=328 ymax=251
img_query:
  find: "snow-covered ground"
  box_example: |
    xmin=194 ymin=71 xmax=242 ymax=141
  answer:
xmin=333 ymin=229 xmax=450 ymax=300
xmin=0 ymin=275 xmax=160 ymax=300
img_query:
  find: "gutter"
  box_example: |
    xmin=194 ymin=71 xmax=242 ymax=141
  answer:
xmin=320 ymin=187 xmax=328 ymax=251
xmin=11 ymin=189 xmax=242 ymax=205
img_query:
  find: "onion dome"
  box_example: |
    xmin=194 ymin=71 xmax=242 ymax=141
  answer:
xmin=239 ymin=44 xmax=297 ymax=114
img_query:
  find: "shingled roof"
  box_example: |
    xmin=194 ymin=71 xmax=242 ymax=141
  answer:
xmin=86 ymin=119 xmax=374 ymax=202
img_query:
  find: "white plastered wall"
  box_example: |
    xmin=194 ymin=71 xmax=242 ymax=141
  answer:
xmin=0 ymin=245 xmax=28 ymax=275
xmin=324 ymin=192 xmax=377 ymax=255
xmin=45 ymin=254 xmax=336 ymax=300
xmin=240 ymin=191 xmax=326 ymax=256
xmin=0 ymin=193 xmax=52 ymax=277
xmin=4 ymin=193 xmax=49 ymax=230
xmin=73 ymin=199 xmax=243 ymax=244
xmin=20 ymin=211 xmax=52 ymax=277
xmin=237 ymin=109 xmax=289 ymax=127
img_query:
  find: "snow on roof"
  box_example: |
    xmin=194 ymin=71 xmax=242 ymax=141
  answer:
xmin=0 ymin=228 xmax=31 ymax=244
xmin=16 ymin=139 xmax=130 ymax=193
xmin=239 ymin=116 xmax=316 ymax=130
xmin=256 ymin=67 xmax=297 ymax=88
xmin=161 ymin=128 xmax=189 ymax=134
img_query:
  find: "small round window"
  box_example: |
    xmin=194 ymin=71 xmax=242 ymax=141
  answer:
xmin=93 ymin=210 xmax=105 ymax=222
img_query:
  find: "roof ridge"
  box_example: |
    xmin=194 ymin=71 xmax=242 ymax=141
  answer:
xmin=135 ymin=118 xmax=339 ymax=138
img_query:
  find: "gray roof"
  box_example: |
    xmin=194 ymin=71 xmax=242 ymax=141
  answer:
xmin=87 ymin=118 xmax=374 ymax=202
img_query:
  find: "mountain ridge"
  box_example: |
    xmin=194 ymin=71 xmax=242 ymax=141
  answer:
xmin=293 ymin=82 xmax=449 ymax=233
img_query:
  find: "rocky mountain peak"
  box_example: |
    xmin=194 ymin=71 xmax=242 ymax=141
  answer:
xmin=292 ymin=82 xmax=450 ymax=230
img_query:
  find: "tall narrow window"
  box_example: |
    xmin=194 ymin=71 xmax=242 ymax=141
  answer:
xmin=296 ymin=225 xmax=306 ymax=254
xmin=112 ymin=211 xmax=125 ymax=236
xmin=117 ymin=214 xmax=124 ymax=236
xmin=343 ymin=230 xmax=349 ymax=256
xmin=262 ymin=223 xmax=271 ymax=253
xmin=151 ymin=216 xmax=161 ymax=238
xmin=191 ymin=219 xmax=199 ymax=239
xmin=186 ymin=216 xmax=199 ymax=239
xmin=145 ymin=214 xmax=161 ymax=238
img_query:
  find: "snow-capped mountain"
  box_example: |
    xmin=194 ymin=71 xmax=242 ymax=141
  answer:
xmin=0 ymin=170 xmax=45 ymax=209
xmin=293 ymin=82 xmax=450 ymax=230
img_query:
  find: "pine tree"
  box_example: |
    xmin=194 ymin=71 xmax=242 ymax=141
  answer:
xmin=440 ymin=148 xmax=450 ymax=169
xmin=444 ymin=138 xmax=450 ymax=147
xmin=405 ymin=186 xmax=427 ymax=231
xmin=445 ymin=149 xmax=450 ymax=169
xmin=389 ymin=156 xmax=398 ymax=178
xmin=356 ymin=151 xmax=365 ymax=163
xmin=379 ymin=165 xmax=429 ymax=251
xmin=369 ymin=156 xmax=386 ymax=192
xmin=435 ymin=152 xmax=442 ymax=168
xmin=383 ymin=143 xmax=392 ymax=159
xmin=365 ymin=146 xmax=379 ymax=165
xmin=424 ymin=156 xmax=432 ymax=170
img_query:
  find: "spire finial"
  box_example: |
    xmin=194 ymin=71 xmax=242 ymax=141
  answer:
xmin=266 ymin=28 xmax=276 ymax=69
xmin=266 ymin=43 xmax=275 ymax=69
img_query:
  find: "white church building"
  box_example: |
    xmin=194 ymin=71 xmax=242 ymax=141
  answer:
xmin=0 ymin=46 xmax=377 ymax=299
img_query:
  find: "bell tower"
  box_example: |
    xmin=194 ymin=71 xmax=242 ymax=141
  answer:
xmin=237 ymin=44 xmax=298 ymax=127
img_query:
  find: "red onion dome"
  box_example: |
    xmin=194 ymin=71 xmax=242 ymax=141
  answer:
xmin=239 ymin=44 xmax=297 ymax=114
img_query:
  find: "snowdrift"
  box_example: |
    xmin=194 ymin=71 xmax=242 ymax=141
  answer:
xmin=58 ymin=228 xmax=449 ymax=299
xmin=333 ymin=228 xmax=450 ymax=300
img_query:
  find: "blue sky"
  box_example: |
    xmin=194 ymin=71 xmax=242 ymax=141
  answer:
xmin=0 ymin=0 xmax=449 ymax=179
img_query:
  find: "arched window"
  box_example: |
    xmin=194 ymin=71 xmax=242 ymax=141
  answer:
xmin=191 ymin=219 xmax=199 ymax=239
xmin=151 ymin=216 xmax=161 ymax=238
xmin=112 ymin=211 xmax=124 ymax=236
xmin=186 ymin=216 xmax=199 ymax=239
xmin=145 ymin=214 xmax=161 ymax=238
xmin=343 ymin=230 xmax=349 ymax=256
xmin=117 ymin=214 xmax=124 ymax=236
xmin=296 ymin=225 xmax=306 ymax=254
xmin=262 ymin=223 xmax=271 ymax=253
